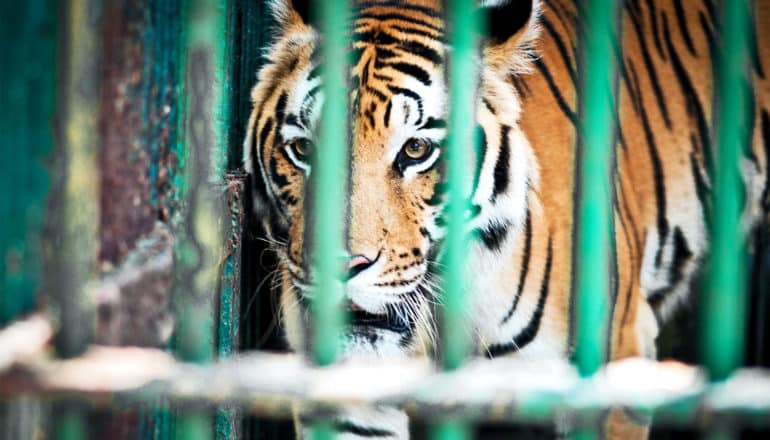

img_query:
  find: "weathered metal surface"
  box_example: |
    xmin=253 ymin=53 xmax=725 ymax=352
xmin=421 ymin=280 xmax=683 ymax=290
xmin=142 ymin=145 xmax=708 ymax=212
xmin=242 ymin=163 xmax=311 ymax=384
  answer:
xmin=98 ymin=0 xmax=185 ymax=265
xmin=0 ymin=0 xmax=58 ymax=324
xmin=93 ymin=222 xmax=175 ymax=347
xmin=98 ymin=0 xmax=156 ymax=264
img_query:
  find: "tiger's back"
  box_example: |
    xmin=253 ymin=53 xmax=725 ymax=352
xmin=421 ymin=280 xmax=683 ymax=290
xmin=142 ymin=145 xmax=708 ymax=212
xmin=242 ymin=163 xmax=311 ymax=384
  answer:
xmin=514 ymin=0 xmax=770 ymax=362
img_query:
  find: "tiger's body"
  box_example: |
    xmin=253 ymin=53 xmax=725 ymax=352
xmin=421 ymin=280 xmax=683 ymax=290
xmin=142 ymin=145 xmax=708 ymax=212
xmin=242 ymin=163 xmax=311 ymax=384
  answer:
xmin=245 ymin=0 xmax=770 ymax=437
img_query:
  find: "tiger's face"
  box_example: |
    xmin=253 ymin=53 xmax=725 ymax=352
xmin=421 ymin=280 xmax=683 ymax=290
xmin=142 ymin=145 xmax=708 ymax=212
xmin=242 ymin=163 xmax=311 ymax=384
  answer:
xmin=245 ymin=0 xmax=539 ymax=358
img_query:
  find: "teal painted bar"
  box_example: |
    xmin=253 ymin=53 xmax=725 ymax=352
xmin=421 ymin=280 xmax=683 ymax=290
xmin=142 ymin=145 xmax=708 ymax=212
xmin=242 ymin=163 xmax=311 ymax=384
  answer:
xmin=0 ymin=0 xmax=57 ymax=325
xmin=174 ymin=0 xmax=235 ymax=438
xmin=311 ymin=0 xmax=350 ymax=367
xmin=430 ymin=420 xmax=470 ymax=440
xmin=572 ymin=0 xmax=618 ymax=378
xmin=700 ymin=0 xmax=751 ymax=383
xmin=442 ymin=0 xmax=477 ymax=374
xmin=433 ymin=0 xmax=478 ymax=437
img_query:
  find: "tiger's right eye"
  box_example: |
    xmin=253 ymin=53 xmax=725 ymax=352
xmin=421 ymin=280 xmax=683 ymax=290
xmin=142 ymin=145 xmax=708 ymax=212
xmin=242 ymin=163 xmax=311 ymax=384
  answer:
xmin=288 ymin=138 xmax=314 ymax=160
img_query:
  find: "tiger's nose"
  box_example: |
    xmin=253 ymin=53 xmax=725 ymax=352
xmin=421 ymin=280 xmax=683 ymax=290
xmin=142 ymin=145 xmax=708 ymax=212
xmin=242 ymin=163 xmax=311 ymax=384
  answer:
xmin=343 ymin=252 xmax=379 ymax=281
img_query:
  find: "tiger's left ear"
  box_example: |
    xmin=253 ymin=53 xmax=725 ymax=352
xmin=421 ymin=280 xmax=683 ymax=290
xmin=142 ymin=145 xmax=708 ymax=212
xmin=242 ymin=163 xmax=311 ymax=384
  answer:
xmin=479 ymin=0 xmax=541 ymax=75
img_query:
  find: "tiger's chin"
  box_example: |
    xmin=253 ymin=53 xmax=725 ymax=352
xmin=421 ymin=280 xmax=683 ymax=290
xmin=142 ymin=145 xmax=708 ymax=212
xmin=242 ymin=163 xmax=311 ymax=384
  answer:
xmin=284 ymin=285 xmax=431 ymax=360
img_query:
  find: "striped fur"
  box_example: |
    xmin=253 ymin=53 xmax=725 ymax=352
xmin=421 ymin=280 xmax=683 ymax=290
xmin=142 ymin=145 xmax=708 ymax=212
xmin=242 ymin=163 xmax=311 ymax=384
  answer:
xmin=244 ymin=0 xmax=770 ymax=437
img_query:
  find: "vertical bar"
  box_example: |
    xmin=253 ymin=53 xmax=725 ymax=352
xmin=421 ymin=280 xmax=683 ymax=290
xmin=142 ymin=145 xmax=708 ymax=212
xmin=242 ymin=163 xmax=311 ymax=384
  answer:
xmin=173 ymin=0 xmax=230 ymax=437
xmin=441 ymin=0 xmax=478 ymax=372
xmin=432 ymin=1 xmax=479 ymax=439
xmin=311 ymin=0 xmax=349 ymax=367
xmin=700 ymin=0 xmax=751 ymax=382
xmin=572 ymin=0 xmax=618 ymax=378
xmin=46 ymin=0 xmax=102 ymax=437
xmin=47 ymin=0 xmax=101 ymax=360
xmin=0 ymin=0 xmax=57 ymax=325
xmin=216 ymin=172 xmax=246 ymax=440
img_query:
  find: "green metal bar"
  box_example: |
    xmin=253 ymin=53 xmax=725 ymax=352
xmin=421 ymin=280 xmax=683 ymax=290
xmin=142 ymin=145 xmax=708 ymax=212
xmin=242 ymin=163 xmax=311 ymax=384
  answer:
xmin=0 ymin=0 xmax=57 ymax=325
xmin=173 ymin=0 xmax=234 ymax=437
xmin=572 ymin=0 xmax=618 ymax=378
xmin=432 ymin=0 xmax=479 ymax=438
xmin=700 ymin=0 xmax=751 ymax=383
xmin=441 ymin=0 xmax=477 ymax=373
xmin=311 ymin=0 xmax=350 ymax=367
xmin=430 ymin=420 xmax=470 ymax=440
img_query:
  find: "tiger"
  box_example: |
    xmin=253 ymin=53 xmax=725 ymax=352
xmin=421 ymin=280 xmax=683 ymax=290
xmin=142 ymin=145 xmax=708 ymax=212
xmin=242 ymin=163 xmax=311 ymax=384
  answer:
xmin=244 ymin=0 xmax=770 ymax=438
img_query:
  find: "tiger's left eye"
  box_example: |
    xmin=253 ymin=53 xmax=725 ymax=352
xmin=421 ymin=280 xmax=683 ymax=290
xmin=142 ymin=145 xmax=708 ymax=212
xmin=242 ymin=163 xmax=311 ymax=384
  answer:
xmin=402 ymin=138 xmax=432 ymax=160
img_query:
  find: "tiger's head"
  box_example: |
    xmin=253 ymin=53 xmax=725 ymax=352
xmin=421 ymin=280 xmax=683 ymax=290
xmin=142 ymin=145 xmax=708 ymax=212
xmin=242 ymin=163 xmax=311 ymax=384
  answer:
xmin=244 ymin=0 xmax=541 ymax=358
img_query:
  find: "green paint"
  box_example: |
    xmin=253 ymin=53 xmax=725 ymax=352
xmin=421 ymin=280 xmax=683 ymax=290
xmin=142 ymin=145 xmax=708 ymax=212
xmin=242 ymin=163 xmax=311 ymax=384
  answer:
xmin=311 ymin=422 xmax=335 ymax=440
xmin=54 ymin=406 xmax=88 ymax=440
xmin=572 ymin=0 xmax=618 ymax=377
xmin=430 ymin=421 xmax=470 ymax=440
xmin=175 ymin=413 xmax=212 ymax=440
xmin=700 ymin=0 xmax=750 ymax=382
xmin=0 ymin=0 xmax=57 ymax=324
xmin=441 ymin=0 xmax=478 ymax=373
xmin=311 ymin=0 xmax=350 ymax=367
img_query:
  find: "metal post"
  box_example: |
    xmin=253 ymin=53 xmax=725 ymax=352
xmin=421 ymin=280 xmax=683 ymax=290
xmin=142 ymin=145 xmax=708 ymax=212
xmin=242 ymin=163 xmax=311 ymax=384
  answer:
xmin=433 ymin=0 xmax=479 ymax=438
xmin=173 ymin=0 xmax=232 ymax=437
xmin=311 ymin=0 xmax=349 ymax=368
xmin=700 ymin=0 xmax=751 ymax=383
xmin=0 ymin=0 xmax=57 ymax=325
xmin=573 ymin=0 xmax=618 ymax=378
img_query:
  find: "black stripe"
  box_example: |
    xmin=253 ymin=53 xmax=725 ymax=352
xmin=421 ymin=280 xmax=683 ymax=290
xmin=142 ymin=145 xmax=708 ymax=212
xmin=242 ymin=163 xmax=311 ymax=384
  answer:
xmin=395 ymin=38 xmax=443 ymax=65
xmin=627 ymin=62 xmax=669 ymax=268
xmin=673 ymin=0 xmax=697 ymax=55
xmin=285 ymin=113 xmax=303 ymax=129
xmin=389 ymin=24 xmax=443 ymax=41
xmin=491 ymin=125 xmax=511 ymax=202
xmin=500 ymin=209 xmax=532 ymax=325
xmin=306 ymin=63 xmax=322 ymax=82
xmin=487 ymin=235 xmax=552 ymax=357
xmin=533 ymin=58 xmax=579 ymax=126
xmin=482 ymin=98 xmax=497 ymax=115
xmin=334 ymin=421 xmax=395 ymax=438
xmin=645 ymin=0 xmax=667 ymax=60
xmin=477 ymin=221 xmax=510 ymax=251
xmin=668 ymin=226 xmax=693 ymax=284
xmin=420 ymin=117 xmax=446 ymax=130
xmin=356 ymin=12 xmax=443 ymax=33
xmin=274 ymin=92 xmax=288 ymax=127
xmin=663 ymin=13 xmax=713 ymax=174
xmin=384 ymin=100 xmax=392 ymax=127
xmin=540 ymin=14 xmax=577 ymax=85
xmin=380 ymin=61 xmax=432 ymax=86
xmin=387 ymin=85 xmax=424 ymax=124
xmin=626 ymin=2 xmax=672 ymax=129
xmin=689 ymin=148 xmax=711 ymax=228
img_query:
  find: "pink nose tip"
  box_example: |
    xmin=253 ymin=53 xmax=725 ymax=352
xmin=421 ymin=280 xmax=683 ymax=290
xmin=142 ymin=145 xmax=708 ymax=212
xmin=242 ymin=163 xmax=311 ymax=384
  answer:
xmin=347 ymin=255 xmax=373 ymax=270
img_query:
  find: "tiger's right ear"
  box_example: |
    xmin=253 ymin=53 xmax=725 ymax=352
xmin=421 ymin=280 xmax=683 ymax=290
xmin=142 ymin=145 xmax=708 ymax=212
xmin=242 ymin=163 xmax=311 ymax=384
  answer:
xmin=269 ymin=0 xmax=314 ymax=37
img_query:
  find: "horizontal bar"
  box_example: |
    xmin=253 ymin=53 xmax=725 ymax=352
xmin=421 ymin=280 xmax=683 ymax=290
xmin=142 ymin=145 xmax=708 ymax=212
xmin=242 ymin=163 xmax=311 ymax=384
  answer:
xmin=573 ymin=0 xmax=618 ymax=377
xmin=3 ymin=345 xmax=770 ymax=428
